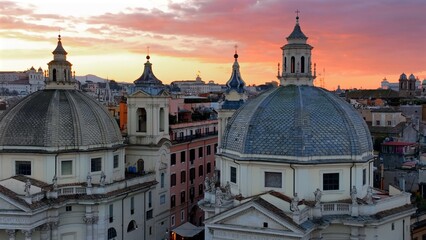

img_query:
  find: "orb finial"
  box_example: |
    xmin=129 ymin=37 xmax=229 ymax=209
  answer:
xmin=234 ymin=44 xmax=238 ymax=59
xmin=295 ymin=9 xmax=300 ymax=24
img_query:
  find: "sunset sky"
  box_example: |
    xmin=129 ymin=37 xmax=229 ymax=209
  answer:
xmin=1 ymin=0 xmax=425 ymax=90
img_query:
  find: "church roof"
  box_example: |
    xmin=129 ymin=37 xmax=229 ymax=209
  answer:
xmin=0 ymin=89 xmax=123 ymax=152
xmin=225 ymin=52 xmax=245 ymax=94
xmin=134 ymin=55 xmax=165 ymax=95
xmin=52 ymin=35 xmax=68 ymax=55
xmin=221 ymin=85 xmax=373 ymax=162
xmin=287 ymin=16 xmax=307 ymax=40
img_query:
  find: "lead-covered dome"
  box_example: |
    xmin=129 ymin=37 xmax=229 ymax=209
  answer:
xmin=0 ymin=89 xmax=123 ymax=152
xmin=221 ymin=85 xmax=373 ymax=163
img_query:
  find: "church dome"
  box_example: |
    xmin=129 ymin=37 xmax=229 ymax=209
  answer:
xmin=0 ymin=89 xmax=123 ymax=152
xmin=221 ymin=85 xmax=373 ymax=163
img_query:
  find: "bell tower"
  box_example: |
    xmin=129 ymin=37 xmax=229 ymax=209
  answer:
xmin=279 ymin=11 xmax=316 ymax=86
xmin=46 ymin=35 xmax=77 ymax=90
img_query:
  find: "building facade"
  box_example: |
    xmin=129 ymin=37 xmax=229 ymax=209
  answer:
xmin=199 ymin=15 xmax=416 ymax=240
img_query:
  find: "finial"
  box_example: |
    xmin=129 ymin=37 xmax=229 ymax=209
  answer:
xmin=234 ymin=44 xmax=238 ymax=59
xmin=146 ymin=46 xmax=150 ymax=61
xmin=295 ymin=9 xmax=300 ymax=24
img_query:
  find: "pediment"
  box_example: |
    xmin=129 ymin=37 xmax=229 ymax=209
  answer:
xmin=0 ymin=194 xmax=29 ymax=212
xmin=130 ymin=90 xmax=151 ymax=98
xmin=208 ymin=200 xmax=304 ymax=234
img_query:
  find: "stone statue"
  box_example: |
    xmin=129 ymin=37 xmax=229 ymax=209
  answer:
xmin=210 ymin=176 xmax=216 ymax=192
xmin=52 ymin=175 xmax=58 ymax=190
xmin=86 ymin=172 xmax=92 ymax=188
xmin=290 ymin=193 xmax=300 ymax=213
xmin=351 ymin=186 xmax=357 ymax=205
xmin=366 ymin=186 xmax=373 ymax=204
xmin=24 ymin=179 xmax=31 ymax=196
xmin=314 ymin=188 xmax=322 ymax=207
xmin=204 ymin=177 xmax=211 ymax=192
xmin=215 ymin=187 xmax=223 ymax=207
xmin=100 ymin=171 xmax=106 ymax=187
xmin=224 ymin=181 xmax=232 ymax=200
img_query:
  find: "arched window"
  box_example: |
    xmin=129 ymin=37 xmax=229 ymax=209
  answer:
xmin=137 ymin=159 xmax=144 ymax=174
xmin=127 ymin=220 xmax=137 ymax=232
xmin=64 ymin=69 xmax=67 ymax=80
xmin=291 ymin=57 xmax=295 ymax=73
xmin=107 ymin=228 xmax=117 ymax=239
xmin=284 ymin=57 xmax=287 ymax=72
xmin=137 ymin=108 xmax=147 ymax=132
xmin=53 ymin=69 xmax=57 ymax=81
xmin=301 ymin=56 xmax=305 ymax=73
xmin=159 ymin=108 xmax=165 ymax=132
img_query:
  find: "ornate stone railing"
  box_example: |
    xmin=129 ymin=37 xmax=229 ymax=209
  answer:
xmin=57 ymin=186 xmax=87 ymax=196
xmin=321 ymin=203 xmax=351 ymax=215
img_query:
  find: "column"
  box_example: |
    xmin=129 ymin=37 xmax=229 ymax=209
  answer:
xmin=40 ymin=224 xmax=50 ymax=240
xmin=51 ymin=221 xmax=59 ymax=240
xmin=92 ymin=216 xmax=99 ymax=240
xmin=5 ymin=229 xmax=15 ymax=240
xmin=83 ymin=216 xmax=94 ymax=240
xmin=21 ymin=229 xmax=32 ymax=240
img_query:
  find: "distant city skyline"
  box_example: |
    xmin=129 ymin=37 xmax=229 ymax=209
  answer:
xmin=1 ymin=0 xmax=425 ymax=90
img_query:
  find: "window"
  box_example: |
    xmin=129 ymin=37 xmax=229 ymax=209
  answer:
xmin=198 ymin=147 xmax=203 ymax=158
xmin=363 ymin=169 xmax=367 ymax=185
xmin=265 ymin=172 xmax=282 ymax=188
xmin=323 ymin=173 xmax=339 ymax=190
xmin=263 ymin=222 xmax=268 ymax=228
xmin=66 ymin=206 xmax=72 ymax=212
xmin=391 ymin=222 xmax=395 ymax=230
xmin=181 ymin=191 xmax=186 ymax=204
xmin=109 ymin=204 xmax=113 ymax=223
xmin=171 ymin=195 xmax=176 ymax=208
xmin=160 ymin=194 xmax=166 ymax=205
xmin=171 ymin=153 xmax=176 ymax=165
xmin=207 ymin=163 xmax=211 ymax=173
xmin=159 ymin=108 xmax=165 ymax=131
xmin=130 ymin=197 xmax=135 ymax=215
xmin=181 ymin=171 xmax=186 ymax=183
xmin=146 ymin=210 xmax=153 ymax=220
xmin=214 ymin=144 xmax=218 ymax=153
xmin=207 ymin=145 xmax=211 ymax=155
xmin=199 ymin=165 xmax=204 ymax=177
xmin=52 ymin=68 xmax=56 ymax=81
xmin=113 ymin=155 xmax=119 ymax=168
xmin=15 ymin=161 xmax=31 ymax=175
xmin=387 ymin=121 xmax=392 ymax=126
xmin=148 ymin=191 xmax=152 ymax=208
xmin=230 ymin=166 xmax=237 ymax=184
xmin=291 ymin=56 xmax=295 ymax=73
xmin=180 ymin=151 xmax=186 ymax=163
xmin=61 ymin=160 xmax=72 ymax=176
xmin=91 ymin=157 xmax=102 ymax=172
xmin=190 ymin=168 xmax=195 ymax=182
xmin=171 ymin=215 xmax=175 ymax=227
xmin=376 ymin=120 xmax=380 ymax=126
xmin=171 ymin=174 xmax=176 ymax=187
xmin=190 ymin=149 xmax=195 ymax=162
xmin=198 ymin=184 xmax=203 ymax=195
xmin=137 ymin=108 xmax=147 ymax=132
xmin=127 ymin=220 xmax=137 ymax=232
xmin=180 ymin=210 xmax=185 ymax=221
xmin=161 ymin=173 xmax=165 ymax=188
xmin=149 ymin=227 xmax=152 ymax=235
xmin=301 ymin=56 xmax=305 ymax=73
xmin=107 ymin=228 xmax=117 ymax=240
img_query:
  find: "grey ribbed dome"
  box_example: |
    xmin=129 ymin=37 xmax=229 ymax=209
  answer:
xmin=0 ymin=90 xmax=123 ymax=151
xmin=221 ymin=85 xmax=373 ymax=163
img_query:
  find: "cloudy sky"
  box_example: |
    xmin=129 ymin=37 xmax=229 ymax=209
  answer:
xmin=1 ymin=0 xmax=425 ymax=89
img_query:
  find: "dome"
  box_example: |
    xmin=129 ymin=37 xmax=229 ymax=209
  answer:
xmin=0 ymin=89 xmax=123 ymax=151
xmin=409 ymin=74 xmax=416 ymax=80
xmin=221 ymin=85 xmax=373 ymax=163
xmin=400 ymin=73 xmax=407 ymax=80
